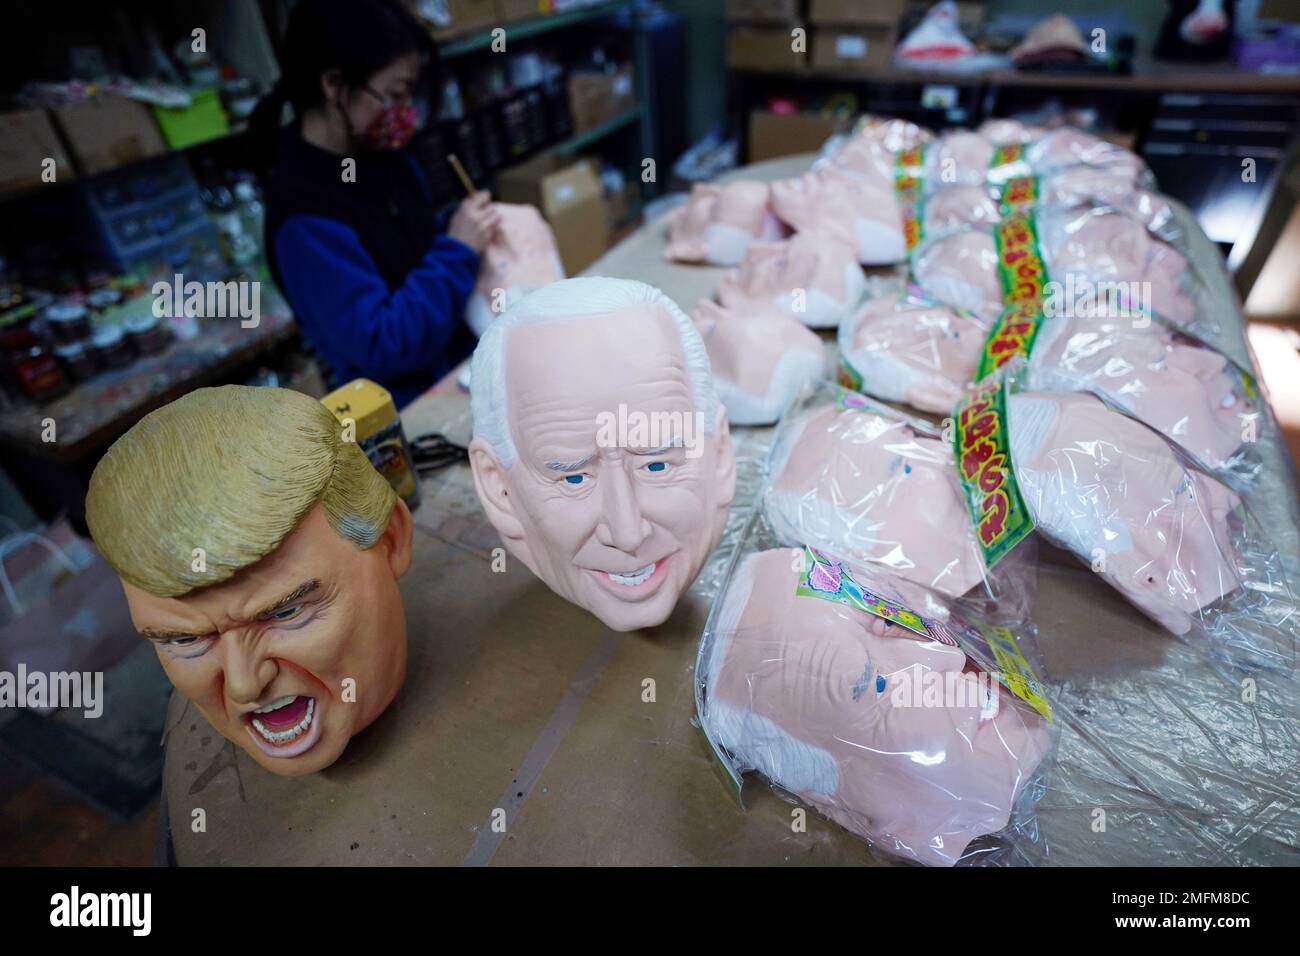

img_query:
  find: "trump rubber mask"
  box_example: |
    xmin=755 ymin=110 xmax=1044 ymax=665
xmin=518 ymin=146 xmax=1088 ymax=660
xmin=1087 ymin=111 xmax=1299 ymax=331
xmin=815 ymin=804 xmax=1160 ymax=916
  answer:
xmin=468 ymin=277 xmax=737 ymax=632
xmin=85 ymin=385 xmax=412 ymax=777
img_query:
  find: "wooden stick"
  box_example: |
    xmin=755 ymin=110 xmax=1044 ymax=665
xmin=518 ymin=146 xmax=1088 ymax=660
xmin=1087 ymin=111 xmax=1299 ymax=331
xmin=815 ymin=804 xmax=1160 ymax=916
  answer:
xmin=447 ymin=153 xmax=476 ymax=196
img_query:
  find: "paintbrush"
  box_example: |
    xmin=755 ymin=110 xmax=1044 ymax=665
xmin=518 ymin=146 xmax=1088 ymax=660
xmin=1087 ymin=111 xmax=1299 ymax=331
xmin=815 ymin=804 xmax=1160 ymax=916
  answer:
xmin=447 ymin=153 xmax=477 ymax=197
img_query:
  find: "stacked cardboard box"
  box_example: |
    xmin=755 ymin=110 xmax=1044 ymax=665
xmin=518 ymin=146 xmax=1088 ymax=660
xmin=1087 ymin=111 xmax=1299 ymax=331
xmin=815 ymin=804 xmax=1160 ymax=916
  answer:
xmin=810 ymin=0 xmax=904 ymax=73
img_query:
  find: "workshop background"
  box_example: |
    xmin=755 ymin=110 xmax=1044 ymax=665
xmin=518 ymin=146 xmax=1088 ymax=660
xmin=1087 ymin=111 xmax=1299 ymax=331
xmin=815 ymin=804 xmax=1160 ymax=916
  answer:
xmin=1 ymin=0 xmax=1299 ymax=866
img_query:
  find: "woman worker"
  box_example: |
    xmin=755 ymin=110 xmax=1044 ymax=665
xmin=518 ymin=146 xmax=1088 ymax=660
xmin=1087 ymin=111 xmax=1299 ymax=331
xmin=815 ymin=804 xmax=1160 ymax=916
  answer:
xmin=252 ymin=0 xmax=498 ymax=407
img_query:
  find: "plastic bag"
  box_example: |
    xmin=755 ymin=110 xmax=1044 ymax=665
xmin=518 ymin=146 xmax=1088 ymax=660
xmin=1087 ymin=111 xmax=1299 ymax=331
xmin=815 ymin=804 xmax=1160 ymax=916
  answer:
xmin=956 ymin=361 xmax=1296 ymax=671
xmin=764 ymin=381 xmax=1036 ymax=620
xmin=837 ymin=285 xmax=986 ymax=414
xmin=695 ymin=525 xmax=1056 ymax=866
xmin=910 ymin=206 xmax=1222 ymax=348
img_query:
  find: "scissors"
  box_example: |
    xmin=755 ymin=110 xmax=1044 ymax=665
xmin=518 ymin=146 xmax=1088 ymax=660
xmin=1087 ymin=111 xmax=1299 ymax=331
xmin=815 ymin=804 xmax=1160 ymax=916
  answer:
xmin=410 ymin=432 xmax=468 ymax=473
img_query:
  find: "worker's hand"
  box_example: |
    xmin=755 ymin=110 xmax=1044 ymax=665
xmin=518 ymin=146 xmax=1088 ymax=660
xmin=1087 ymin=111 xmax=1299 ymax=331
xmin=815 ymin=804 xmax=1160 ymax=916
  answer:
xmin=447 ymin=191 xmax=501 ymax=253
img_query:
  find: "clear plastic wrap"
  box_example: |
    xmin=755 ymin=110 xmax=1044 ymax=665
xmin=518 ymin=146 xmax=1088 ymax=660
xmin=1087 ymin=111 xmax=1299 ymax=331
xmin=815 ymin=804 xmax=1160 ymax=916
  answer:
xmin=910 ymin=205 xmax=1228 ymax=353
xmin=823 ymin=122 xmax=1155 ymax=196
xmin=837 ymin=285 xmax=986 ymax=415
xmin=959 ymin=362 xmax=1296 ymax=671
xmin=764 ymin=380 xmax=1037 ymax=621
xmin=694 ymin=521 xmax=1057 ymax=866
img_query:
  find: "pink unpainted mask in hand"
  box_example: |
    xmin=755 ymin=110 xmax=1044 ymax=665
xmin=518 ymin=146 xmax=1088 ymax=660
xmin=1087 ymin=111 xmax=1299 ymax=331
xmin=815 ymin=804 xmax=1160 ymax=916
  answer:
xmin=716 ymin=231 xmax=867 ymax=329
xmin=769 ymin=166 xmax=905 ymax=265
xmin=664 ymin=180 xmax=786 ymax=266
xmin=839 ymin=294 xmax=985 ymax=413
xmin=466 ymin=203 xmax=566 ymax=337
xmin=468 ymin=278 xmax=737 ymax=632
xmin=765 ymin=399 xmax=988 ymax=600
xmin=691 ymin=299 xmax=824 ymax=426
xmin=701 ymin=548 xmax=1052 ymax=866
xmin=1008 ymin=390 xmax=1242 ymax=635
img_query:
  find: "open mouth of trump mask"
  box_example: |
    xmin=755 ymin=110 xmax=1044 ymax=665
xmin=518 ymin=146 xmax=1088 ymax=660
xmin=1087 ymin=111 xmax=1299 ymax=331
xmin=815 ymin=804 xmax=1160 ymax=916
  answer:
xmin=468 ymin=277 xmax=737 ymax=631
xmin=85 ymin=385 xmax=413 ymax=776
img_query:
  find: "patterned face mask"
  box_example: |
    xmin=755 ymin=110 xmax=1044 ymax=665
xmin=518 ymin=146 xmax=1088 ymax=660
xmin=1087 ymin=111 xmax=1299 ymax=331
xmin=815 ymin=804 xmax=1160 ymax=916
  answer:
xmin=357 ymin=102 xmax=419 ymax=150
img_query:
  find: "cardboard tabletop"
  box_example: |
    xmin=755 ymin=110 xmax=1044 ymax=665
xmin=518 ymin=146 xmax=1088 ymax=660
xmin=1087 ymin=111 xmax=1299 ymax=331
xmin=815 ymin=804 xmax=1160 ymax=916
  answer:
xmin=164 ymin=157 xmax=1300 ymax=866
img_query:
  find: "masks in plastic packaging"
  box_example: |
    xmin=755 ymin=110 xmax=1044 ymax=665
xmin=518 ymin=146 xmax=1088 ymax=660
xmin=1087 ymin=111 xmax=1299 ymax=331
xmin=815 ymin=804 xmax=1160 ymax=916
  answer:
xmin=465 ymin=203 xmax=565 ymax=337
xmin=764 ymin=382 xmax=1034 ymax=617
xmin=695 ymin=541 xmax=1055 ymax=866
xmin=716 ymin=231 xmax=867 ymax=330
xmin=837 ymin=287 xmax=985 ymax=414
xmin=957 ymin=366 xmax=1296 ymax=669
xmin=692 ymin=299 xmax=825 ymax=426
xmin=664 ymin=180 xmax=786 ymax=266
xmin=824 ymin=121 xmax=1153 ymax=194
xmin=1023 ymin=311 xmax=1258 ymax=476
xmin=910 ymin=207 xmax=1209 ymax=336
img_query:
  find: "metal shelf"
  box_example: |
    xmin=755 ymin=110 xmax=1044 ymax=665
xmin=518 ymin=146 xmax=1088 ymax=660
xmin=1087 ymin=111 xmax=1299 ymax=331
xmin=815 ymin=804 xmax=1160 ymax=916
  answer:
xmin=438 ymin=2 xmax=632 ymax=58
xmin=553 ymin=107 xmax=641 ymax=154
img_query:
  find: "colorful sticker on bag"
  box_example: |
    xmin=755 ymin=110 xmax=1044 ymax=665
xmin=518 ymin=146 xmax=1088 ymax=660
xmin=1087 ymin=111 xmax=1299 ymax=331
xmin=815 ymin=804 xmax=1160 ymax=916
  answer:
xmin=837 ymin=359 xmax=864 ymax=393
xmin=901 ymin=197 xmax=925 ymax=252
xmin=796 ymin=546 xmax=933 ymax=638
xmin=894 ymin=144 xmax=927 ymax=196
xmin=994 ymin=213 xmax=1048 ymax=306
xmin=998 ymin=175 xmax=1039 ymax=215
xmin=976 ymin=298 xmax=1046 ymax=380
xmin=981 ymin=625 xmax=1053 ymax=723
xmin=952 ymin=379 xmax=1034 ymax=567
xmin=988 ymin=142 xmax=1031 ymax=185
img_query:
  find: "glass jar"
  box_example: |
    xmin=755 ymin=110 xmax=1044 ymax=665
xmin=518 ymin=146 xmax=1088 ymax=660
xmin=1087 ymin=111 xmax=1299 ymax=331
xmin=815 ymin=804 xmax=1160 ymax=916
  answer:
xmin=44 ymin=302 xmax=92 ymax=345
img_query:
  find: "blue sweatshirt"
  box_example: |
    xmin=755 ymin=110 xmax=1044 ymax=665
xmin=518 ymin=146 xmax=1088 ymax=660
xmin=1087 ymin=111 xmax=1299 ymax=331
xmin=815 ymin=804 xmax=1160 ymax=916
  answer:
xmin=263 ymin=132 xmax=479 ymax=409
xmin=274 ymin=218 xmax=478 ymax=408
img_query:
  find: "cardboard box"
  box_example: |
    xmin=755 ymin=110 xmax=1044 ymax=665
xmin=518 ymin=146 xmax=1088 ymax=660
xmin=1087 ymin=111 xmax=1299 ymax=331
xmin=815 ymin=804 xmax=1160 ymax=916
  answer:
xmin=811 ymin=0 xmax=905 ymax=25
xmin=52 ymin=96 xmax=166 ymax=176
xmin=425 ymin=0 xmax=496 ymax=38
xmin=0 ymin=110 xmax=75 ymax=195
xmin=725 ymin=0 xmax=799 ymax=22
xmin=812 ymin=26 xmax=896 ymax=72
xmin=497 ymin=0 xmax=544 ymax=23
xmin=749 ymin=110 xmax=844 ymax=161
xmin=727 ymin=26 xmax=807 ymax=70
xmin=495 ymin=154 xmax=608 ymax=273
xmin=567 ymin=66 xmax=636 ymax=135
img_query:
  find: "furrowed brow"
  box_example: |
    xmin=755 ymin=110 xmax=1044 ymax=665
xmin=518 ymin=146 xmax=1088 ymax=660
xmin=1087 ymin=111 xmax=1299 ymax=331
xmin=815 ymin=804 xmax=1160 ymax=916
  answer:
xmin=545 ymin=453 xmax=594 ymax=472
xmin=139 ymin=627 xmax=204 ymax=643
xmin=631 ymin=438 xmax=684 ymax=456
xmin=253 ymin=579 xmax=321 ymax=620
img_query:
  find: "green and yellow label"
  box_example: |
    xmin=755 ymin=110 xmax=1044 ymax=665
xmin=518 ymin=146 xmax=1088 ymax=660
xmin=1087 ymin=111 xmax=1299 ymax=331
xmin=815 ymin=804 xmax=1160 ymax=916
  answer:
xmin=998 ymin=175 xmax=1039 ymax=215
xmin=952 ymin=379 xmax=1034 ymax=567
xmin=901 ymin=198 xmax=925 ymax=251
xmin=976 ymin=298 xmax=1046 ymax=380
xmin=994 ymin=213 xmax=1048 ymax=306
xmin=988 ymin=142 xmax=1030 ymax=184
xmin=894 ymin=144 xmax=927 ymax=197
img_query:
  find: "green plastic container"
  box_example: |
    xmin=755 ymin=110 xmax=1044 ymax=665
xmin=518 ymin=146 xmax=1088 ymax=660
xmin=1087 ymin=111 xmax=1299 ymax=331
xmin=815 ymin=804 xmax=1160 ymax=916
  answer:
xmin=152 ymin=88 xmax=230 ymax=150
